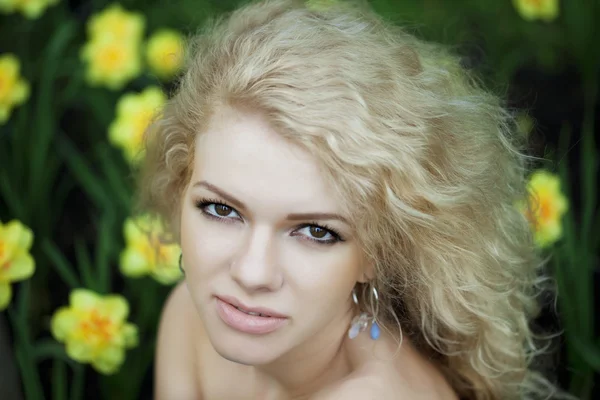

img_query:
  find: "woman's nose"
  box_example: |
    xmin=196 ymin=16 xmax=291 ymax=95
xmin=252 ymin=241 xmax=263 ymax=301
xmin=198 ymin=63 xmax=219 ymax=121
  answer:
xmin=229 ymin=226 xmax=283 ymax=293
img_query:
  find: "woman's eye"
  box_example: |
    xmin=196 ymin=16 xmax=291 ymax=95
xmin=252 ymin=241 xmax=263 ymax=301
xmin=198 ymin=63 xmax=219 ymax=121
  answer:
xmin=200 ymin=202 xmax=241 ymax=220
xmin=295 ymin=225 xmax=339 ymax=244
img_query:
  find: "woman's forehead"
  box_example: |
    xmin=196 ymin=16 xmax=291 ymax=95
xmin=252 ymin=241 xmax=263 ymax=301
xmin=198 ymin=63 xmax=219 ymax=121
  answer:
xmin=192 ymin=107 xmax=345 ymax=217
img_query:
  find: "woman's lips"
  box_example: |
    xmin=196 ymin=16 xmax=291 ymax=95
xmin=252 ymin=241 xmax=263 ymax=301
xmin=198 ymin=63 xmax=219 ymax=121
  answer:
xmin=215 ymin=297 xmax=288 ymax=335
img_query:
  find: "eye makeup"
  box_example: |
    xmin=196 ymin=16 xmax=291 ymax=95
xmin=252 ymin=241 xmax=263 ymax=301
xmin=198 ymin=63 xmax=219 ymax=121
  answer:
xmin=193 ymin=197 xmax=346 ymax=245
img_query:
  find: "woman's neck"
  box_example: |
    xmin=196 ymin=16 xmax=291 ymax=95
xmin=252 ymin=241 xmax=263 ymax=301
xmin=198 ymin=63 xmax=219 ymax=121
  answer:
xmin=252 ymin=307 xmax=356 ymax=399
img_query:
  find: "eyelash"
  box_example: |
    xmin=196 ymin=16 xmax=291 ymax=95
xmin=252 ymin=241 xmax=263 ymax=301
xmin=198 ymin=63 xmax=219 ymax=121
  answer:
xmin=193 ymin=197 xmax=345 ymax=245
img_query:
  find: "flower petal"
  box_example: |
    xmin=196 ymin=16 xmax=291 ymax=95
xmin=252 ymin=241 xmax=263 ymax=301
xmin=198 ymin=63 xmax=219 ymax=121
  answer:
xmin=0 ymin=281 xmax=12 ymax=310
xmin=2 ymin=253 xmax=35 ymax=282
xmin=99 ymin=295 xmax=129 ymax=322
xmin=122 ymin=323 xmax=139 ymax=348
xmin=71 ymin=289 xmax=101 ymax=311
xmin=119 ymin=249 xmax=150 ymax=277
xmin=92 ymin=345 xmax=125 ymax=375
xmin=65 ymin=339 xmax=94 ymax=363
xmin=51 ymin=308 xmax=78 ymax=341
xmin=3 ymin=220 xmax=34 ymax=251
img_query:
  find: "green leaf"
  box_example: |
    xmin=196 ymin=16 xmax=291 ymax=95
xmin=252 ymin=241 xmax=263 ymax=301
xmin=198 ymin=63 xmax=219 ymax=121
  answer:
xmin=34 ymin=339 xmax=76 ymax=367
xmin=57 ymin=135 xmax=111 ymax=208
xmin=52 ymin=358 xmax=68 ymax=400
xmin=74 ymin=238 xmax=97 ymax=292
xmin=29 ymin=21 xmax=77 ymax=213
xmin=0 ymin=169 xmax=26 ymax=220
xmin=42 ymin=239 xmax=81 ymax=289
xmin=96 ymin=212 xmax=117 ymax=294
xmin=97 ymin=144 xmax=132 ymax=211
xmin=70 ymin=364 xmax=85 ymax=400
xmin=571 ymin=337 xmax=600 ymax=372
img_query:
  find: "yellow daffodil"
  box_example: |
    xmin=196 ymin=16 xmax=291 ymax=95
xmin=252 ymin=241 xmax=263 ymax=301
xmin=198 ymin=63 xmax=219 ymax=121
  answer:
xmin=51 ymin=289 xmax=138 ymax=375
xmin=80 ymin=36 xmax=142 ymax=90
xmin=0 ymin=220 xmax=35 ymax=310
xmin=0 ymin=0 xmax=59 ymax=19
xmin=119 ymin=215 xmax=182 ymax=285
xmin=0 ymin=54 xmax=30 ymax=124
xmin=146 ymin=29 xmax=185 ymax=80
xmin=87 ymin=3 xmax=145 ymax=43
xmin=518 ymin=170 xmax=568 ymax=248
xmin=80 ymin=4 xmax=145 ymax=90
xmin=513 ymin=0 xmax=559 ymax=22
xmin=108 ymin=87 xmax=166 ymax=163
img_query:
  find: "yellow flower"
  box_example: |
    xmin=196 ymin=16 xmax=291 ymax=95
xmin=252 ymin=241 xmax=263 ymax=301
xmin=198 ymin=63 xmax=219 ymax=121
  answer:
xmin=513 ymin=0 xmax=559 ymax=22
xmin=80 ymin=4 xmax=145 ymax=90
xmin=87 ymin=3 xmax=145 ymax=43
xmin=108 ymin=86 xmax=166 ymax=163
xmin=119 ymin=215 xmax=182 ymax=285
xmin=0 ymin=220 xmax=35 ymax=310
xmin=0 ymin=54 xmax=30 ymax=124
xmin=518 ymin=170 xmax=568 ymax=248
xmin=51 ymin=289 xmax=138 ymax=375
xmin=146 ymin=29 xmax=185 ymax=80
xmin=80 ymin=36 xmax=142 ymax=90
xmin=0 ymin=0 xmax=59 ymax=19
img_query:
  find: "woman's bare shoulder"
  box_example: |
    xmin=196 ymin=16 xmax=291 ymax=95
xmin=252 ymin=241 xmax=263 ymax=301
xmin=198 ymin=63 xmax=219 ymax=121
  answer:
xmin=317 ymin=366 xmax=457 ymax=400
xmin=335 ymin=333 xmax=459 ymax=400
xmin=154 ymin=281 xmax=201 ymax=400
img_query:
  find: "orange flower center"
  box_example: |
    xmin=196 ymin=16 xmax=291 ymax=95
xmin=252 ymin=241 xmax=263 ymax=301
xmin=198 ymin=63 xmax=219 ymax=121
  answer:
xmin=524 ymin=192 xmax=555 ymax=230
xmin=80 ymin=310 xmax=115 ymax=343
xmin=99 ymin=46 xmax=125 ymax=70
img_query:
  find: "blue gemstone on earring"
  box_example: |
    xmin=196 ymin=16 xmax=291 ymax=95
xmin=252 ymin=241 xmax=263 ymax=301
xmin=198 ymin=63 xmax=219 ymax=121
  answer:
xmin=370 ymin=321 xmax=380 ymax=340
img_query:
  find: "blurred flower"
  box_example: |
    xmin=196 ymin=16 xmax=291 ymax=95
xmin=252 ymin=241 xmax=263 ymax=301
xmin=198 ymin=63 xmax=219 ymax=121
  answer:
xmin=513 ymin=0 xmax=559 ymax=22
xmin=81 ymin=4 xmax=145 ymax=90
xmin=516 ymin=113 xmax=534 ymax=137
xmin=87 ymin=3 xmax=145 ymax=43
xmin=80 ymin=36 xmax=142 ymax=90
xmin=108 ymin=86 xmax=166 ymax=163
xmin=0 ymin=54 xmax=30 ymax=124
xmin=0 ymin=0 xmax=59 ymax=19
xmin=518 ymin=170 xmax=568 ymax=248
xmin=119 ymin=215 xmax=182 ymax=284
xmin=146 ymin=29 xmax=185 ymax=80
xmin=51 ymin=289 xmax=138 ymax=375
xmin=0 ymin=220 xmax=35 ymax=310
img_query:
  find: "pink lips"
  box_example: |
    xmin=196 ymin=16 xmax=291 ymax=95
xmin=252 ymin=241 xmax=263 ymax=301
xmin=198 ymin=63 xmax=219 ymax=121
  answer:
xmin=215 ymin=296 xmax=288 ymax=335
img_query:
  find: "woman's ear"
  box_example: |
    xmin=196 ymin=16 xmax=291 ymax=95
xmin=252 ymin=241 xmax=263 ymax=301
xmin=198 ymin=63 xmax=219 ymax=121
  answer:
xmin=357 ymin=264 xmax=374 ymax=283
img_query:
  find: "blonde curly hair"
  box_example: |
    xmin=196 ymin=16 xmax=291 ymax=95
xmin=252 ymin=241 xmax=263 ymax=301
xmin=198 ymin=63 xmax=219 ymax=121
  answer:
xmin=139 ymin=1 xmax=562 ymax=398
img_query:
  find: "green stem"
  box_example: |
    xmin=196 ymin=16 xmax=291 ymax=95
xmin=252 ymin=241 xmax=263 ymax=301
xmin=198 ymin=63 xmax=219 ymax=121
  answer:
xmin=70 ymin=364 xmax=85 ymax=400
xmin=52 ymin=358 xmax=67 ymax=400
xmin=7 ymin=302 xmax=46 ymax=400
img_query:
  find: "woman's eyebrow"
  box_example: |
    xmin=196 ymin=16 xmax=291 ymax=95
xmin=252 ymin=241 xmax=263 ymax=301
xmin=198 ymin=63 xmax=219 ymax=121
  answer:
xmin=192 ymin=180 xmax=350 ymax=225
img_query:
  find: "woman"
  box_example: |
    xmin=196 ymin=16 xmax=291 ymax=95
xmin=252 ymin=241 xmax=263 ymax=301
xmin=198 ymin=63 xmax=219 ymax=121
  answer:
xmin=142 ymin=1 xmax=558 ymax=398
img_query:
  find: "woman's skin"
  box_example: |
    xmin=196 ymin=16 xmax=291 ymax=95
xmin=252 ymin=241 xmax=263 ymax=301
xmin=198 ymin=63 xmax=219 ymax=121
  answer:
xmin=154 ymin=106 xmax=458 ymax=399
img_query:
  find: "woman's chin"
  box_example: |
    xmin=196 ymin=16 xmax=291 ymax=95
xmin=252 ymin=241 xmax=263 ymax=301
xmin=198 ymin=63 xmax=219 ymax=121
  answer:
xmin=210 ymin=334 xmax=282 ymax=366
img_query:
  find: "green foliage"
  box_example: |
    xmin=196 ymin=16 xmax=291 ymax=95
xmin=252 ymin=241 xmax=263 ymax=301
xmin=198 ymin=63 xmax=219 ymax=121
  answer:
xmin=0 ymin=0 xmax=597 ymax=399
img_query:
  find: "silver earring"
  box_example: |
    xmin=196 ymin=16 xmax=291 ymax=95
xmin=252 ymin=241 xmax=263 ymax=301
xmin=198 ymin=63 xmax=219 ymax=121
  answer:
xmin=179 ymin=253 xmax=185 ymax=276
xmin=348 ymin=285 xmax=380 ymax=340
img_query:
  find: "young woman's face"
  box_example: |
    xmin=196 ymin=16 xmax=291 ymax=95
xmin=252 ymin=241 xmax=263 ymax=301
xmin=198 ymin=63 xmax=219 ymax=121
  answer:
xmin=180 ymin=106 xmax=365 ymax=365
